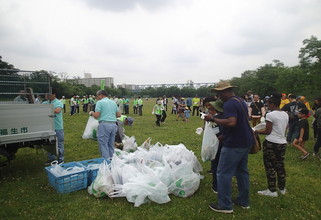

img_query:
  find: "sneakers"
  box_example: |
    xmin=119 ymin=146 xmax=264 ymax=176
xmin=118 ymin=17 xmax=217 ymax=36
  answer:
xmin=279 ymin=189 xmax=286 ymax=195
xmin=257 ymin=189 xmax=278 ymax=197
xmin=209 ymin=203 xmax=233 ymax=214
xmin=301 ymin=153 xmax=310 ymax=160
xmin=212 ymin=188 xmax=217 ymax=194
xmin=233 ymin=200 xmax=250 ymax=209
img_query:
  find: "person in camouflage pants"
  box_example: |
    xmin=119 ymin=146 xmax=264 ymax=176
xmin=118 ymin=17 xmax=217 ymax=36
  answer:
xmin=263 ymin=140 xmax=286 ymax=192
xmin=255 ymin=93 xmax=289 ymax=197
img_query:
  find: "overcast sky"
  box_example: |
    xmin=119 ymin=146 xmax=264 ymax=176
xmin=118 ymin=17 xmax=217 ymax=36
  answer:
xmin=1 ymin=0 xmax=321 ymax=85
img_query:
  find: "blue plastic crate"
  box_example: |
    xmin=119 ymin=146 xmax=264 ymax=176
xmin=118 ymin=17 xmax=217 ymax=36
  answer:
xmin=78 ymin=158 xmax=110 ymax=185
xmin=44 ymin=162 xmax=88 ymax=194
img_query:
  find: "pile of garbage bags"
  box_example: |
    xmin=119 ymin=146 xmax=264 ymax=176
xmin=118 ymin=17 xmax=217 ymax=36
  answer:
xmin=88 ymin=140 xmax=203 ymax=207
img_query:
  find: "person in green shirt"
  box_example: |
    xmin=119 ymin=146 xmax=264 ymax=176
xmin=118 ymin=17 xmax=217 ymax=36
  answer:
xmin=138 ymin=96 xmax=143 ymax=116
xmin=123 ymin=97 xmax=130 ymax=114
xmin=44 ymin=88 xmax=64 ymax=165
xmin=76 ymin=95 xmax=81 ymax=114
xmin=192 ymin=95 xmax=201 ymax=116
xmin=90 ymin=90 xmax=121 ymax=159
xmin=115 ymin=115 xmax=134 ymax=144
xmin=152 ymin=100 xmax=164 ymax=126
xmin=133 ymin=98 xmax=138 ymax=114
xmin=84 ymin=95 xmax=89 ymax=112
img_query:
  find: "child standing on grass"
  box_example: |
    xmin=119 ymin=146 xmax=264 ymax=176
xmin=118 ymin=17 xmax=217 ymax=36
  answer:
xmin=292 ymin=108 xmax=310 ymax=160
xmin=207 ymin=100 xmax=224 ymax=194
xmin=152 ymin=100 xmax=163 ymax=126
xmin=184 ymin=107 xmax=191 ymax=122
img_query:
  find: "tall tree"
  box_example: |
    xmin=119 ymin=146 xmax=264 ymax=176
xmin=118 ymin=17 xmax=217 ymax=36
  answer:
xmin=299 ymin=36 xmax=321 ymax=96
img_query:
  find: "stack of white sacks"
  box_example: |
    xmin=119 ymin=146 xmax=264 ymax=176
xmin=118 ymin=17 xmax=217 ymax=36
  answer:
xmin=88 ymin=137 xmax=203 ymax=207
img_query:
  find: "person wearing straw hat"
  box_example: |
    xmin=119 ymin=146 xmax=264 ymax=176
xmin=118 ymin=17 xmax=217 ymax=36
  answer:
xmin=204 ymin=81 xmax=254 ymax=214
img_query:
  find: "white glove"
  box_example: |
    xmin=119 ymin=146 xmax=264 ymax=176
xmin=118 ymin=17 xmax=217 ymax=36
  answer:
xmin=89 ymin=111 xmax=94 ymax=116
xmin=152 ymin=111 xmax=155 ymax=115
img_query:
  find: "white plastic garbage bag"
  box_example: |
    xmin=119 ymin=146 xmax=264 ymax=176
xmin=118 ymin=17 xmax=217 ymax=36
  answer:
xmin=140 ymin=137 xmax=152 ymax=150
xmin=169 ymin=172 xmax=201 ymax=198
xmin=50 ymin=163 xmax=85 ymax=176
xmin=88 ymin=160 xmax=114 ymax=198
xmin=121 ymin=173 xmax=171 ymax=207
xmin=201 ymin=122 xmax=219 ymax=162
xmin=82 ymin=116 xmax=99 ymax=139
xmin=253 ymin=122 xmax=266 ymax=131
xmin=122 ymin=136 xmax=138 ymax=152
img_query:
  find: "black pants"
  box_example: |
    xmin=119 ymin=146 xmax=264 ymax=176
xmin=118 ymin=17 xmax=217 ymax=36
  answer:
xmin=192 ymin=106 xmax=199 ymax=116
xmin=70 ymin=106 xmax=75 ymax=115
xmin=124 ymin=105 xmax=129 ymax=114
xmin=138 ymin=105 xmax=143 ymax=116
xmin=313 ymin=121 xmax=318 ymax=138
xmin=161 ymin=110 xmax=167 ymax=122
xmin=133 ymin=106 xmax=137 ymax=114
xmin=83 ymin=104 xmax=88 ymax=112
xmin=313 ymin=128 xmax=321 ymax=153
xmin=211 ymin=144 xmax=222 ymax=191
xmin=155 ymin=114 xmax=161 ymax=126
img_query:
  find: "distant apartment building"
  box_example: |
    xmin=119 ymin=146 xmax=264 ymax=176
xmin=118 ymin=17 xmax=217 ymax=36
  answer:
xmin=77 ymin=73 xmax=114 ymax=88
xmin=117 ymin=84 xmax=139 ymax=91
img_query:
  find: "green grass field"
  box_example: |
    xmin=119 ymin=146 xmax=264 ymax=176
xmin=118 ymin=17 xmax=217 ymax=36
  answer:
xmin=1 ymin=98 xmax=321 ymax=220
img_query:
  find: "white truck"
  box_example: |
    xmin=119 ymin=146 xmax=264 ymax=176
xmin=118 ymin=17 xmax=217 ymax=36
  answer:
xmin=0 ymin=70 xmax=57 ymax=166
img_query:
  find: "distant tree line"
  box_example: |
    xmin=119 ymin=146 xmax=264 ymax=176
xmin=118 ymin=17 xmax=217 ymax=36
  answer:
xmin=1 ymin=35 xmax=320 ymax=100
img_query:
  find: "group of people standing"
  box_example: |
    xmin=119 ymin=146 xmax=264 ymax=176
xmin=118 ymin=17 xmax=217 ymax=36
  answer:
xmin=171 ymin=95 xmax=202 ymax=117
xmin=244 ymin=91 xmax=318 ymax=160
xmin=200 ymin=81 xmax=320 ymax=214
xmin=65 ymin=95 xmax=97 ymax=116
xmin=60 ymin=95 xmax=144 ymax=117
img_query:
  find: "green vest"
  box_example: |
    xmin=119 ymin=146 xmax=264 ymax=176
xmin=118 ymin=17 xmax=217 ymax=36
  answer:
xmin=133 ymin=99 xmax=138 ymax=105
xmin=154 ymin=104 xmax=162 ymax=115
xmin=117 ymin=115 xmax=127 ymax=122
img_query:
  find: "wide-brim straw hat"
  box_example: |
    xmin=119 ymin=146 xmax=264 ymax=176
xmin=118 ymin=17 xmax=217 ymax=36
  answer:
xmin=211 ymin=81 xmax=237 ymax=92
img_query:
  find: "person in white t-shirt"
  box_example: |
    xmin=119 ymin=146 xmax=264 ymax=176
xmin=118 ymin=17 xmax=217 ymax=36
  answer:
xmin=255 ymin=93 xmax=289 ymax=197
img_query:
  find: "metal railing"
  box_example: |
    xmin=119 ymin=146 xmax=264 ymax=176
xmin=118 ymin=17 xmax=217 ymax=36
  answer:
xmin=0 ymin=69 xmax=52 ymax=102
